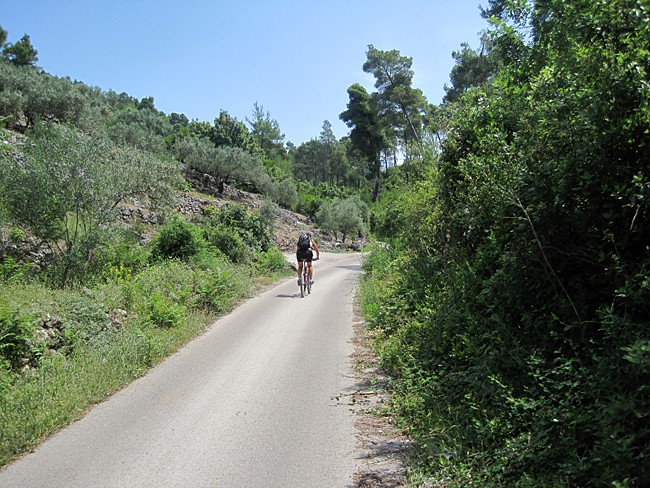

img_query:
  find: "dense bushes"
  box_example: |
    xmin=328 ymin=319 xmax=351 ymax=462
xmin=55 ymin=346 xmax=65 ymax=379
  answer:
xmin=362 ymin=1 xmax=650 ymax=486
xmin=0 ymin=302 xmax=41 ymax=372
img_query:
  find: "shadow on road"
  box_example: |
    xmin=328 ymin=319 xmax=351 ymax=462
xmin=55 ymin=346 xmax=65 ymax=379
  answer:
xmin=275 ymin=293 xmax=302 ymax=299
xmin=337 ymin=265 xmax=362 ymax=271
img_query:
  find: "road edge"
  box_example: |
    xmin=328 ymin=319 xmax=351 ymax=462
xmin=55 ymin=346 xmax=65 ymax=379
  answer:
xmin=349 ymin=288 xmax=409 ymax=487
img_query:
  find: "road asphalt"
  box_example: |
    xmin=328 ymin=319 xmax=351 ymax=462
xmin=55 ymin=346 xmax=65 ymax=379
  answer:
xmin=0 ymin=252 xmax=363 ymax=487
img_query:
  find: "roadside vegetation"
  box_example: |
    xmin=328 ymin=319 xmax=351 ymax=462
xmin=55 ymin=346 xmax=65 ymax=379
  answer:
xmin=1 ymin=0 xmax=649 ymax=485
xmin=359 ymin=1 xmax=649 ymax=486
xmin=0 ymin=185 xmax=290 ymax=466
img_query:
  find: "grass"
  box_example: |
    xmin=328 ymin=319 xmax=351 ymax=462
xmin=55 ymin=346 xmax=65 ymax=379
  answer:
xmin=0 ymin=329 xmax=151 ymax=465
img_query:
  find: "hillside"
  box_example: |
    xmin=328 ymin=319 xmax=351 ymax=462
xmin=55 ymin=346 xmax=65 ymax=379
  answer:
xmin=0 ymin=127 xmax=364 ymax=269
xmin=127 ymin=174 xmax=365 ymax=254
xmin=176 ymin=166 xmax=366 ymax=253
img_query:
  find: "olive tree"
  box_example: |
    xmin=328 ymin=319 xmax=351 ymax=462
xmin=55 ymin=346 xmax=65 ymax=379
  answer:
xmin=0 ymin=123 xmax=179 ymax=285
xmin=175 ymin=137 xmax=270 ymax=194
xmin=315 ymin=196 xmax=368 ymax=242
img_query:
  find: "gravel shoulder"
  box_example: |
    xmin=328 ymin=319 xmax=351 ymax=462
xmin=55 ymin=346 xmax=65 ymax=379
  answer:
xmin=349 ymin=293 xmax=409 ymax=487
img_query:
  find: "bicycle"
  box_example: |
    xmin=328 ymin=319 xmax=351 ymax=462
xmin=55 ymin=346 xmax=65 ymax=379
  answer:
xmin=298 ymin=257 xmax=318 ymax=298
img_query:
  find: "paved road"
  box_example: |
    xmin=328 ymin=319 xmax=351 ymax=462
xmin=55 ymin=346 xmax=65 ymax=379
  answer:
xmin=0 ymin=252 xmax=363 ymax=487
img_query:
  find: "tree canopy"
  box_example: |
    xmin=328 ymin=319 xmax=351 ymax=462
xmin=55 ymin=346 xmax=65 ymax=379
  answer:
xmin=246 ymin=102 xmax=285 ymax=160
xmin=340 ymin=83 xmax=389 ymax=201
xmin=1 ymin=32 xmax=38 ymax=66
xmin=443 ymin=36 xmax=497 ymax=103
xmin=363 ymin=44 xmax=427 ymax=153
xmin=211 ymin=110 xmax=254 ymax=151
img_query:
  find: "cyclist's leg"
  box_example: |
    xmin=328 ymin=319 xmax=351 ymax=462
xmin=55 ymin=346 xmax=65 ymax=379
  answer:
xmin=307 ymin=250 xmax=314 ymax=283
xmin=296 ymin=251 xmax=304 ymax=284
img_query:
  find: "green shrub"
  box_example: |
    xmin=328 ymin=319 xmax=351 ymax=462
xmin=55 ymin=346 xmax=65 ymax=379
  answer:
xmin=268 ymin=178 xmax=298 ymax=209
xmin=256 ymin=247 xmax=289 ymax=273
xmin=258 ymin=199 xmax=279 ymax=231
xmin=126 ymin=261 xmax=195 ymax=309
xmin=0 ymin=256 xmax=33 ymax=283
xmin=150 ymin=217 xmax=206 ymax=261
xmin=204 ymin=224 xmax=248 ymax=263
xmin=88 ymin=230 xmax=149 ymax=284
xmin=189 ymin=248 xmax=230 ymax=272
xmin=316 ymin=196 xmax=368 ymax=242
xmin=52 ymin=292 xmax=113 ymax=348
xmin=194 ymin=265 xmax=251 ymax=313
xmin=0 ymin=116 xmax=12 ymax=130
xmin=297 ymin=191 xmax=322 ymax=217
xmin=144 ymin=294 xmax=185 ymax=328
xmin=106 ymin=106 xmax=170 ymax=155
xmin=296 ymin=182 xmax=348 ymax=217
xmin=0 ymin=301 xmax=39 ymax=370
xmin=0 ymin=357 xmax=14 ymax=393
xmin=205 ymin=203 xmax=272 ymax=252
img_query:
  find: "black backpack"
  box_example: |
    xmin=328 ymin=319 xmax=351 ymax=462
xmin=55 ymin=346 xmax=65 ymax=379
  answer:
xmin=297 ymin=232 xmax=310 ymax=250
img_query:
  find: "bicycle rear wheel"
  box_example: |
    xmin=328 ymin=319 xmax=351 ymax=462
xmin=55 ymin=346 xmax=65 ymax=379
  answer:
xmin=305 ymin=265 xmax=311 ymax=296
xmin=300 ymin=262 xmax=307 ymax=297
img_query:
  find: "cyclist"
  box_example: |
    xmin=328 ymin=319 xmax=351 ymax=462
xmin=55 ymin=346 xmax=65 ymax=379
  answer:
xmin=296 ymin=232 xmax=320 ymax=286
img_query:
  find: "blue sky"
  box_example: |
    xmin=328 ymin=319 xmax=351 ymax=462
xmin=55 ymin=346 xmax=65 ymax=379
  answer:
xmin=3 ymin=1 xmax=489 ymax=145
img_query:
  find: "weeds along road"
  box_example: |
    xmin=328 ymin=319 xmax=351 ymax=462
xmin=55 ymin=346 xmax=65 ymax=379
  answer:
xmin=0 ymin=252 xmax=363 ymax=488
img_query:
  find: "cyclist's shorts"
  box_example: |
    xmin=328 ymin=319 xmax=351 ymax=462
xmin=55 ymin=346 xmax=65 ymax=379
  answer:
xmin=297 ymin=248 xmax=313 ymax=263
